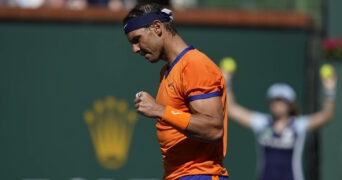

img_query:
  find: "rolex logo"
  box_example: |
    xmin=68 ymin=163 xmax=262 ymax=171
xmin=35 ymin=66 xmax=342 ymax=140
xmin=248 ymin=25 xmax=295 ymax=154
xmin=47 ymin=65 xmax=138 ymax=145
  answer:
xmin=83 ymin=96 xmax=138 ymax=169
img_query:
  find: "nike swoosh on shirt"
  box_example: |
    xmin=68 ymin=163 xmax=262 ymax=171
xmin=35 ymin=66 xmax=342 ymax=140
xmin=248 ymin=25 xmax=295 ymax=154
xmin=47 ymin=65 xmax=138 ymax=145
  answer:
xmin=168 ymin=82 xmax=174 ymax=87
xmin=171 ymin=111 xmax=182 ymax=115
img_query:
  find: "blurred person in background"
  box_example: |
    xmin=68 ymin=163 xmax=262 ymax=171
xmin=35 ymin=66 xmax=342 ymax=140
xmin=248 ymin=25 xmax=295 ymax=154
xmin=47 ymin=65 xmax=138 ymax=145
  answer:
xmin=66 ymin=0 xmax=137 ymax=11
xmin=44 ymin=0 xmax=66 ymax=8
xmin=1 ymin=0 xmax=172 ymax=10
xmin=108 ymin=0 xmax=135 ymax=11
xmin=87 ymin=0 xmax=108 ymax=7
xmin=110 ymin=0 xmax=170 ymax=12
xmin=0 ymin=0 xmax=7 ymax=6
xmin=223 ymin=66 xmax=337 ymax=180
xmin=7 ymin=0 xmax=45 ymax=8
xmin=171 ymin=0 xmax=197 ymax=10
xmin=137 ymin=0 xmax=169 ymax=6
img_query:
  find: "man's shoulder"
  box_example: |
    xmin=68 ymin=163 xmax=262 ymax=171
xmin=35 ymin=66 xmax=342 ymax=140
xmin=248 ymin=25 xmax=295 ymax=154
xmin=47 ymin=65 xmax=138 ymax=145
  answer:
xmin=181 ymin=49 xmax=215 ymax=69
xmin=183 ymin=49 xmax=209 ymax=61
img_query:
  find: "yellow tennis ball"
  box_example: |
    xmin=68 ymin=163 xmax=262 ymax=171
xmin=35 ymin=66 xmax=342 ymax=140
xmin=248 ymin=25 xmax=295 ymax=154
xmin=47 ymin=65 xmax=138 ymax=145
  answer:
xmin=220 ymin=57 xmax=237 ymax=73
xmin=320 ymin=64 xmax=334 ymax=79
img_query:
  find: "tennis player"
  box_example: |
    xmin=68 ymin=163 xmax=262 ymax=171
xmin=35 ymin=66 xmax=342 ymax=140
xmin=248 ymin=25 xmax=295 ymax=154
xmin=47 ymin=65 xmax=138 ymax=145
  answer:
xmin=223 ymin=68 xmax=337 ymax=180
xmin=123 ymin=3 xmax=229 ymax=180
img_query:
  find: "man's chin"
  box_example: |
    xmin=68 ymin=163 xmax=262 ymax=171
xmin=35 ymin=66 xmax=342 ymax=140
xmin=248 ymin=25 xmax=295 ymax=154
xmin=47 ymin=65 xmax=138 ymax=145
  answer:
xmin=145 ymin=56 xmax=159 ymax=63
xmin=149 ymin=59 xmax=160 ymax=64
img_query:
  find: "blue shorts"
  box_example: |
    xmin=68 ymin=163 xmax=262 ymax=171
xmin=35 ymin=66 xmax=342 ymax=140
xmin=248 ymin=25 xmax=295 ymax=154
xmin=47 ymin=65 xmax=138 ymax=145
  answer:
xmin=179 ymin=175 xmax=229 ymax=180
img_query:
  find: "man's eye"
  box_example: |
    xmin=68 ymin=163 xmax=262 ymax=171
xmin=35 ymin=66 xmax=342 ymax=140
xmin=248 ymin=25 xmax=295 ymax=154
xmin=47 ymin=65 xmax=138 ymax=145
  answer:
xmin=131 ymin=37 xmax=139 ymax=44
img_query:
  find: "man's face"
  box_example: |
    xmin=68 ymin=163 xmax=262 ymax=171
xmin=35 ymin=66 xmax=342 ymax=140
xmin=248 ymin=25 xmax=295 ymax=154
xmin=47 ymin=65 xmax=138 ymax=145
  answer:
xmin=126 ymin=26 xmax=163 ymax=63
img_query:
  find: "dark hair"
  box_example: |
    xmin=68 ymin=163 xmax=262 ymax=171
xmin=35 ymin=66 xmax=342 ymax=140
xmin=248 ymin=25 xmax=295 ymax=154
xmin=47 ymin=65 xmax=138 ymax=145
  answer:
xmin=123 ymin=3 xmax=178 ymax=35
xmin=289 ymin=102 xmax=299 ymax=116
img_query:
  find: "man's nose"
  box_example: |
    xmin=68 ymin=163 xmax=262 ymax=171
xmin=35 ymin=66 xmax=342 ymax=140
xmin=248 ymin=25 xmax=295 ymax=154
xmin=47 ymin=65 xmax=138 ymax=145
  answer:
xmin=132 ymin=44 xmax=140 ymax=54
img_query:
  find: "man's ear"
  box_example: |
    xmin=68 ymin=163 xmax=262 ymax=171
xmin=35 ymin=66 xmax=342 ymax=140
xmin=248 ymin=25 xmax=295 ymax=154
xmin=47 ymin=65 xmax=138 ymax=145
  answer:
xmin=151 ymin=20 xmax=162 ymax=36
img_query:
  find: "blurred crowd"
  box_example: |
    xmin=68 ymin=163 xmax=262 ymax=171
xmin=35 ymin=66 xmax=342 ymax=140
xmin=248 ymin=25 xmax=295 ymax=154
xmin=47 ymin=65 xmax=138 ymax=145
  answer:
xmin=0 ymin=0 xmax=198 ymax=10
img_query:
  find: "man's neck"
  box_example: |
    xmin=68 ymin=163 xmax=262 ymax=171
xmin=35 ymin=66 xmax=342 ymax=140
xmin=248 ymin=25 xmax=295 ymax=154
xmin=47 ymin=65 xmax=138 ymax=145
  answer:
xmin=163 ymin=34 xmax=189 ymax=65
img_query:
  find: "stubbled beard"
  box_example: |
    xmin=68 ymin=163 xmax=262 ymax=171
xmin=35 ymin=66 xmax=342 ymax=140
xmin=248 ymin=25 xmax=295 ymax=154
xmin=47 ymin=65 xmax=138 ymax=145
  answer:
xmin=138 ymin=50 xmax=147 ymax=56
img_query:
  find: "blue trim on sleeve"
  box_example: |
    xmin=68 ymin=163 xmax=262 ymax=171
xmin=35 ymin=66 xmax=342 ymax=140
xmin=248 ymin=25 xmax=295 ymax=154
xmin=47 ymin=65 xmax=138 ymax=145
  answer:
xmin=179 ymin=175 xmax=229 ymax=180
xmin=188 ymin=91 xmax=222 ymax=102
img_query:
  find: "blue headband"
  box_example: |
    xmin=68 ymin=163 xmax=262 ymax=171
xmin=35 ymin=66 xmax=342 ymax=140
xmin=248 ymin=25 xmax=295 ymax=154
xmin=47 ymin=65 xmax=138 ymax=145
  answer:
xmin=123 ymin=8 xmax=173 ymax=34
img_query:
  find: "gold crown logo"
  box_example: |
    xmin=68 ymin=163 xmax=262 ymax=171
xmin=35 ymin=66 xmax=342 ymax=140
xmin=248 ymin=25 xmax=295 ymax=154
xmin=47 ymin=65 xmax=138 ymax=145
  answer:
xmin=84 ymin=96 xmax=138 ymax=169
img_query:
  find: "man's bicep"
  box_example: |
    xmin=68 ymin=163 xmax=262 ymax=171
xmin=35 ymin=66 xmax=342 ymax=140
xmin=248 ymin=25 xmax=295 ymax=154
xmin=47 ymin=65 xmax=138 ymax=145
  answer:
xmin=188 ymin=96 xmax=223 ymax=117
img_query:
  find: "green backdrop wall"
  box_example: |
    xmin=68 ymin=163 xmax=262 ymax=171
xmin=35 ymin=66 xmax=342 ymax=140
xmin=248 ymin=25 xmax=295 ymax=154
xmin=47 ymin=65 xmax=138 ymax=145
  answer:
xmin=321 ymin=0 xmax=342 ymax=179
xmin=320 ymin=62 xmax=342 ymax=180
xmin=0 ymin=21 xmax=320 ymax=180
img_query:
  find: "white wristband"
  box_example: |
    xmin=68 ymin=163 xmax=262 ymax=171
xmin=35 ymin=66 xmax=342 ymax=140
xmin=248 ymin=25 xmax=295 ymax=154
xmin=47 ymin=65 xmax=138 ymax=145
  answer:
xmin=324 ymin=89 xmax=336 ymax=100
